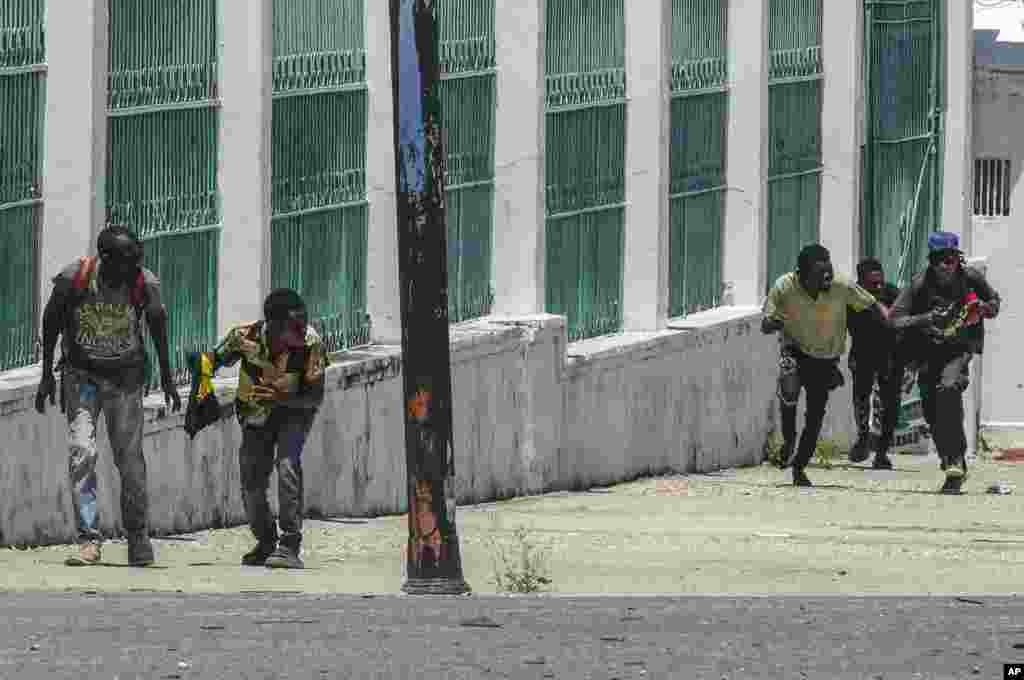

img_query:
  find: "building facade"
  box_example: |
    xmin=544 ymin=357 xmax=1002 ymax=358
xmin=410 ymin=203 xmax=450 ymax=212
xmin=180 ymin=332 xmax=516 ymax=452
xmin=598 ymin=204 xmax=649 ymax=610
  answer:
xmin=972 ymin=15 xmax=1024 ymax=430
xmin=2 ymin=0 xmax=973 ymax=385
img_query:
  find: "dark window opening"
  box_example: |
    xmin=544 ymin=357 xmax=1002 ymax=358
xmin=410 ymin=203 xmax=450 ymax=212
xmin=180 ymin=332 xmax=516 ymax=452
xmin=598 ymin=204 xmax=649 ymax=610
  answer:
xmin=973 ymin=157 xmax=1012 ymax=217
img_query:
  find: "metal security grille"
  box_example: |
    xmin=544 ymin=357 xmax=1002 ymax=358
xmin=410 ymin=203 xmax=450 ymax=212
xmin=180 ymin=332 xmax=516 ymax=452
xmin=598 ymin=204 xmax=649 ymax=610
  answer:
xmin=0 ymin=0 xmax=44 ymax=371
xmin=973 ymin=157 xmax=1011 ymax=217
xmin=669 ymin=0 xmax=728 ymax=318
xmin=270 ymin=0 xmax=369 ymax=354
xmin=766 ymin=0 xmax=823 ymax=291
xmin=544 ymin=0 xmax=626 ymax=341
xmin=862 ymin=0 xmax=944 ymax=285
xmin=106 ymin=0 xmax=221 ymax=387
xmin=437 ymin=0 xmax=496 ymax=322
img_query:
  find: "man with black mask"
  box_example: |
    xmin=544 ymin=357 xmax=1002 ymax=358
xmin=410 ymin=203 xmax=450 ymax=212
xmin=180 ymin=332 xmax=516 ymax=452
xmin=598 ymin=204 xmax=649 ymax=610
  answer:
xmin=888 ymin=231 xmax=1001 ymax=494
xmin=761 ymin=244 xmax=938 ymax=487
xmin=35 ymin=225 xmax=181 ymax=567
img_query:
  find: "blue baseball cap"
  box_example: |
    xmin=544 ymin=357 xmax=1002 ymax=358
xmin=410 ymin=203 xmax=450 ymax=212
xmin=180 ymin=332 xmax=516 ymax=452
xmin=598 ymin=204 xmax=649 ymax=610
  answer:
xmin=927 ymin=231 xmax=960 ymax=253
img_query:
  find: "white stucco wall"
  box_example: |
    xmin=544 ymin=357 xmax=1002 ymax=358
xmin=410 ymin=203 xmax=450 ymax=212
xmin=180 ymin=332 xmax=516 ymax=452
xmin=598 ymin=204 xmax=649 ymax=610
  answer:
xmin=0 ymin=310 xmax=788 ymax=547
xmin=971 ymin=67 xmax=1024 ymax=428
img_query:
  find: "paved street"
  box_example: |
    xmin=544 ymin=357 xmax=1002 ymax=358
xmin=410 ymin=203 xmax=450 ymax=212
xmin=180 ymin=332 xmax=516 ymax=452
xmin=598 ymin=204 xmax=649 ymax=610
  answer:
xmin=1 ymin=592 xmax=1023 ymax=679
xmin=3 ymin=442 xmax=1024 ymax=678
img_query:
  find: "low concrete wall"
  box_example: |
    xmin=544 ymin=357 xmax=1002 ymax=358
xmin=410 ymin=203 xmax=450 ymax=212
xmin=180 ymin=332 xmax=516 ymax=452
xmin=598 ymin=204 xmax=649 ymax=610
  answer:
xmin=0 ymin=306 xmax=872 ymax=547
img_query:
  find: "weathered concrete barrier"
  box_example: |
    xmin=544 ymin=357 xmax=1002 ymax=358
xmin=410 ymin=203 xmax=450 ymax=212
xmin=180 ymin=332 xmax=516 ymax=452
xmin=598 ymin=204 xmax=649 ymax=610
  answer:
xmin=0 ymin=307 xmax=862 ymax=546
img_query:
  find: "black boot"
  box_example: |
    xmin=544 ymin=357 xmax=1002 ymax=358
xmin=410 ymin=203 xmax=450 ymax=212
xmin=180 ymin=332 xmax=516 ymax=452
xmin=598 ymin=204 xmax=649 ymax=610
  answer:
xmin=792 ymin=467 xmax=813 ymax=487
xmin=872 ymin=453 xmax=893 ymax=470
xmin=265 ymin=540 xmax=304 ymax=569
xmin=242 ymin=541 xmax=277 ymax=566
xmin=849 ymin=435 xmax=872 ymax=464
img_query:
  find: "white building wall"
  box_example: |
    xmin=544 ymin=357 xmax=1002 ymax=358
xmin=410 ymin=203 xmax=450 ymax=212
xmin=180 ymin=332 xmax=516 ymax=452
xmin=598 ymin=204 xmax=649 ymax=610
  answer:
xmin=971 ymin=66 xmax=1024 ymax=428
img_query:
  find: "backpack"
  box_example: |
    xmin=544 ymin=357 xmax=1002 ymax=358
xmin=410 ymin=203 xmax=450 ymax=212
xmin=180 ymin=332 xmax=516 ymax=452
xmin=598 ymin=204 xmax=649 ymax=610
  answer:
xmin=60 ymin=256 xmax=151 ymax=379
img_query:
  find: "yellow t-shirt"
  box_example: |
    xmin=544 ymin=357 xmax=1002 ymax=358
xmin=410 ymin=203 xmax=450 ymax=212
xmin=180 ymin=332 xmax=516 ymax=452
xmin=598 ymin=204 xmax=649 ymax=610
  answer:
xmin=762 ymin=272 xmax=877 ymax=359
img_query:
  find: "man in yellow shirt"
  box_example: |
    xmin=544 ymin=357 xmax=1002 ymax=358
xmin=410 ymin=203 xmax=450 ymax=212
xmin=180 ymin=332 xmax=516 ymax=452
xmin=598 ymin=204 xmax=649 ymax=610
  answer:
xmin=762 ymin=244 xmax=937 ymax=486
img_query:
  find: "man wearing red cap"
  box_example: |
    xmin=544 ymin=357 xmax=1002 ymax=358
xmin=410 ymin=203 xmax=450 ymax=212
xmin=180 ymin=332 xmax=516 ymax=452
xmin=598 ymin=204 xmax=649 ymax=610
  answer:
xmin=888 ymin=231 xmax=1001 ymax=494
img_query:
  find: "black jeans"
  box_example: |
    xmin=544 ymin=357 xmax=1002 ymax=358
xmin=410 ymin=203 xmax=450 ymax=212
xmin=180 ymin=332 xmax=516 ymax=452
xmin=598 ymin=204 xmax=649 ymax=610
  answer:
xmin=239 ymin=408 xmax=316 ymax=550
xmin=848 ymin=348 xmax=897 ymax=451
xmin=778 ymin=346 xmax=843 ymax=470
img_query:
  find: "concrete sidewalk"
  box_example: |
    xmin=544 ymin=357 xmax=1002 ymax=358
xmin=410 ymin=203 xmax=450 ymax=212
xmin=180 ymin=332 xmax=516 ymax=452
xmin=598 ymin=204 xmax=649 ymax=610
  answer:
xmin=3 ymin=445 xmax=1024 ymax=595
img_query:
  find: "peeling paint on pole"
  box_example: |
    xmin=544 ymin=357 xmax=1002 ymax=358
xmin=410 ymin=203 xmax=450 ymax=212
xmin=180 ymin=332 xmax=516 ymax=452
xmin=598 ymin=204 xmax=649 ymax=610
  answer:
xmin=389 ymin=0 xmax=470 ymax=596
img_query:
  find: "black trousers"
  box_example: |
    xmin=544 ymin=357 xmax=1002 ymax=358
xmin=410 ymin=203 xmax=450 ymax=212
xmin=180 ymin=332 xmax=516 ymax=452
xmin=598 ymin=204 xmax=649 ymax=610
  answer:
xmin=848 ymin=348 xmax=897 ymax=451
xmin=919 ymin=348 xmax=972 ymax=471
xmin=777 ymin=346 xmax=843 ymax=470
xmin=239 ymin=408 xmax=316 ymax=550
xmin=884 ymin=343 xmax=972 ymax=472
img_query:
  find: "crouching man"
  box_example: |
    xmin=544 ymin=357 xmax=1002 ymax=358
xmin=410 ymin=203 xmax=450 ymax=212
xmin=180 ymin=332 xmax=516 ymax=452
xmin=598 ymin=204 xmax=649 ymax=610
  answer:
xmin=213 ymin=289 xmax=328 ymax=568
xmin=888 ymin=232 xmax=1001 ymax=494
xmin=847 ymin=257 xmax=902 ymax=470
xmin=761 ymin=244 xmax=938 ymax=487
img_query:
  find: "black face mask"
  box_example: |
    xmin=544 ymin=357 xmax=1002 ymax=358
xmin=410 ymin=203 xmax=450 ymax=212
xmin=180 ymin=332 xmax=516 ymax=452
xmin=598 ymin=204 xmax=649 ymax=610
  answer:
xmin=100 ymin=249 xmax=142 ymax=285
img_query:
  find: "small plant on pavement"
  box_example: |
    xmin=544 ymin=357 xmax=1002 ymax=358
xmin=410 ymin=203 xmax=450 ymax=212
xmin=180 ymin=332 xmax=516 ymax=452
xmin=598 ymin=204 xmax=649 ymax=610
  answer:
xmin=814 ymin=438 xmax=843 ymax=469
xmin=764 ymin=431 xmax=786 ymax=467
xmin=485 ymin=518 xmax=553 ymax=594
xmin=765 ymin=431 xmax=844 ymax=468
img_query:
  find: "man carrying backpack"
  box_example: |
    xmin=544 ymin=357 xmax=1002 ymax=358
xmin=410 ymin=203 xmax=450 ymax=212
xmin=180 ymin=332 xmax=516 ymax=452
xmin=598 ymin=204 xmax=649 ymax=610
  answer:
xmin=888 ymin=231 xmax=1001 ymax=494
xmin=208 ymin=289 xmax=328 ymax=569
xmin=34 ymin=225 xmax=182 ymax=567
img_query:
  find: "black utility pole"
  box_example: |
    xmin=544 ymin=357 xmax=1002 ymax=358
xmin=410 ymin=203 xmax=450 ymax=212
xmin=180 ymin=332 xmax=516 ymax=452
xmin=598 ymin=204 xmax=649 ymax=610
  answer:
xmin=388 ymin=0 xmax=470 ymax=596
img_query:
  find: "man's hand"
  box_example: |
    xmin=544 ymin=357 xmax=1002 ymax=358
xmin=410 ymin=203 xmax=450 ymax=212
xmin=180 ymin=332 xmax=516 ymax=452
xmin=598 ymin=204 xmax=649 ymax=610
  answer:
xmin=35 ymin=372 xmax=56 ymax=415
xmin=978 ymin=301 xmax=997 ymax=319
xmin=249 ymin=384 xmax=285 ymax=403
xmin=761 ymin=316 xmax=785 ymax=335
xmin=161 ymin=377 xmax=182 ymax=413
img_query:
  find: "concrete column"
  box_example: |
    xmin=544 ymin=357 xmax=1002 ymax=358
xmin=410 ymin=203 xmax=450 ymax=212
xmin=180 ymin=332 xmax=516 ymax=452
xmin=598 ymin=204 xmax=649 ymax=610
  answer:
xmin=218 ymin=0 xmax=272 ymax=334
xmin=40 ymin=0 xmax=107 ymax=301
xmin=365 ymin=3 xmax=402 ymax=344
xmin=723 ymin=0 xmax=769 ymax=305
xmin=621 ymin=0 xmax=671 ymax=331
xmin=820 ymin=0 xmax=863 ymax=277
xmin=942 ymin=0 xmax=974 ymax=252
xmin=491 ymin=0 xmax=546 ymax=317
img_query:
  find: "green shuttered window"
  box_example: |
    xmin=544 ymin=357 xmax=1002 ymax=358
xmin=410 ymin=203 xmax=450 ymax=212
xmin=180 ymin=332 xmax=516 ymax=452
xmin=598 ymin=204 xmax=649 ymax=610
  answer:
xmin=107 ymin=0 xmax=221 ymax=387
xmin=862 ymin=0 xmax=944 ymax=285
xmin=669 ymin=0 xmax=728 ymax=318
xmin=0 ymin=0 xmax=45 ymax=370
xmin=545 ymin=0 xmax=626 ymax=341
xmin=438 ymin=0 xmax=496 ymax=322
xmin=766 ymin=0 xmax=823 ymax=290
xmin=271 ymin=0 xmax=369 ymax=353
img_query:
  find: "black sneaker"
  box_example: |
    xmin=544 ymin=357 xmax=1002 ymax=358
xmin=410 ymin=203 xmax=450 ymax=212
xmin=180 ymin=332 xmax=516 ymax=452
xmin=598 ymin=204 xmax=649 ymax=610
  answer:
xmin=940 ymin=467 xmax=965 ymax=495
xmin=792 ymin=468 xmax=813 ymax=487
xmin=872 ymin=453 xmax=894 ymax=470
xmin=849 ymin=437 xmax=871 ymax=463
xmin=241 ymin=542 xmax=276 ymax=566
xmin=265 ymin=545 xmax=304 ymax=570
xmin=127 ymin=533 xmax=155 ymax=567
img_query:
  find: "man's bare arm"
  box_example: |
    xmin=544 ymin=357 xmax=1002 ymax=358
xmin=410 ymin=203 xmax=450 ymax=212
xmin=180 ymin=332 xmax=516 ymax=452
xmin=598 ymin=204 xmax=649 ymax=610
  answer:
xmin=40 ymin=289 xmax=67 ymax=375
